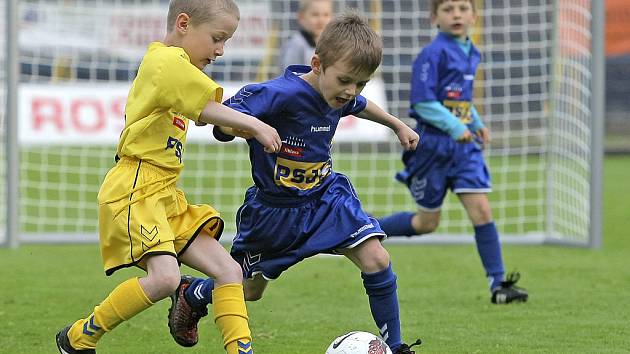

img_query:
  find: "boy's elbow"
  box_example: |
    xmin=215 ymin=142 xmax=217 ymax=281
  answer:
xmin=213 ymin=126 xmax=236 ymax=142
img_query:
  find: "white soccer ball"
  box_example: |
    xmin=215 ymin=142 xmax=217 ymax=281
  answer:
xmin=325 ymin=331 xmax=392 ymax=354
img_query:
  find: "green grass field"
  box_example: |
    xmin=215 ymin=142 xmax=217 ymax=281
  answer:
xmin=1 ymin=156 xmax=629 ymax=353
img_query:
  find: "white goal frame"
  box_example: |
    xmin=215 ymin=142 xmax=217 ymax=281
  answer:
xmin=1 ymin=0 xmax=604 ymax=248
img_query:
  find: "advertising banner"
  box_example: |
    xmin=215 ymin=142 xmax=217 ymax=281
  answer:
xmin=19 ymin=79 xmax=390 ymax=145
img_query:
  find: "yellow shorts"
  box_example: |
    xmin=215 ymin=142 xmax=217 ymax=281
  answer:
xmin=97 ymin=157 xmax=223 ymax=275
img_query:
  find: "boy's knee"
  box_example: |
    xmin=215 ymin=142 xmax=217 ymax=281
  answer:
xmin=215 ymin=259 xmax=245 ymax=285
xmin=149 ymin=269 xmax=181 ymax=295
xmin=373 ymin=249 xmax=391 ymax=270
xmin=413 ymin=213 xmax=440 ymax=234
xmin=227 ymin=260 xmax=244 ymax=280
xmin=361 ymin=246 xmax=391 ymax=273
xmin=163 ymin=271 xmax=182 ymax=293
xmin=469 ymin=205 xmax=493 ymax=225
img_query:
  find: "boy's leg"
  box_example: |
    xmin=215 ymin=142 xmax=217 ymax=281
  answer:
xmin=177 ymin=234 xmax=253 ymax=353
xmin=178 ymin=271 xmax=267 ymax=308
xmin=378 ymin=212 xmax=416 ymax=236
xmin=62 ymin=255 xmax=178 ymax=351
xmin=459 ymin=193 xmax=505 ymax=289
xmin=378 ymin=210 xmax=441 ymax=237
xmin=344 ymin=238 xmax=404 ymax=352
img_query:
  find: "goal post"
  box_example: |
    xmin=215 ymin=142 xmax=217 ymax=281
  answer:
xmin=1 ymin=0 xmax=19 ymax=248
xmin=1 ymin=0 xmax=603 ymax=247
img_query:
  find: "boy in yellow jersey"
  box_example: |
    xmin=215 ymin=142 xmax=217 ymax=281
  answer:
xmin=54 ymin=0 xmax=281 ymax=353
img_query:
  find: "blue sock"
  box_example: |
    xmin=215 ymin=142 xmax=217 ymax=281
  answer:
xmin=474 ymin=222 xmax=505 ymax=290
xmin=362 ymin=263 xmax=402 ymax=351
xmin=184 ymin=277 xmax=214 ymax=309
xmin=378 ymin=212 xmax=416 ymax=236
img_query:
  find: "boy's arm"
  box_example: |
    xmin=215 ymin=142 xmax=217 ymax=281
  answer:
xmin=199 ymin=100 xmax=281 ymax=152
xmin=356 ymin=99 xmax=419 ymax=151
xmin=469 ymin=105 xmax=485 ymax=132
xmin=469 ymin=105 xmax=490 ymax=145
xmin=413 ymin=101 xmax=472 ymax=142
xmin=212 ymin=126 xmax=253 ymax=142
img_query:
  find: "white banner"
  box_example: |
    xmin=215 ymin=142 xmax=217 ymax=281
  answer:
xmin=19 ymin=2 xmax=271 ymax=60
xmin=19 ymin=79 xmax=390 ymax=145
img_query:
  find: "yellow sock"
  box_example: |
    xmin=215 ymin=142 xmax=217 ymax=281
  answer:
xmin=213 ymin=283 xmax=253 ymax=354
xmin=67 ymin=277 xmax=153 ymax=349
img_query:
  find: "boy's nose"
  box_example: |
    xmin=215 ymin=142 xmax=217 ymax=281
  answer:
xmin=215 ymin=44 xmax=225 ymax=57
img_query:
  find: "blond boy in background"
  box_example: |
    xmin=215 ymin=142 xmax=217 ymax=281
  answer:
xmin=279 ymin=0 xmax=333 ymax=71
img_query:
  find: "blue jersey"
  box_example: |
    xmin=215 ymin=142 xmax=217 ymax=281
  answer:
xmin=225 ymin=65 xmax=367 ymax=199
xmin=409 ymin=32 xmax=481 ymax=128
xmin=398 ymin=33 xmax=490 ymax=209
xmin=225 ymin=65 xmax=384 ymax=280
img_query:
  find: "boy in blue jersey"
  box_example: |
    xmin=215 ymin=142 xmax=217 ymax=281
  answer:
xmin=378 ymin=0 xmax=528 ymax=305
xmin=169 ymin=12 xmax=423 ymax=354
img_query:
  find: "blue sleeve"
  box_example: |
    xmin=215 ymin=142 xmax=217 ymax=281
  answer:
xmin=341 ymin=94 xmax=368 ymax=116
xmin=410 ymin=48 xmax=440 ymax=105
xmin=469 ymin=105 xmax=485 ymax=132
xmin=413 ymin=101 xmax=467 ymax=140
xmin=223 ymin=83 xmax=284 ymax=122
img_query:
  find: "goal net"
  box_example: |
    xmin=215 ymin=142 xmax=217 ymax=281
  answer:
xmin=2 ymin=0 xmax=600 ymax=246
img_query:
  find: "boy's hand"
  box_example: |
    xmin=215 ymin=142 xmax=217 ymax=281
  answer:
xmin=475 ymin=127 xmax=491 ymax=145
xmin=456 ymin=129 xmax=474 ymax=143
xmin=395 ymin=124 xmax=420 ymax=151
xmin=251 ymin=120 xmax=282 ymax=153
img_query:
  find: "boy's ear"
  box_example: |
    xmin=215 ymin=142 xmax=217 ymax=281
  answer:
xmin=310 ymin=55 xmax=322 ymax=75
xmin=175 ymin=13 xmax=191 ymax=33
xmin=430 ymin=14 xmax=437 ymax=27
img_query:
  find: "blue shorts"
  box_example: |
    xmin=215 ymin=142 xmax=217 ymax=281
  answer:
xmin=230 ymin=174 xmax=385 ymax=280
xmin=396 ymin=125 xmax=491 ymax=211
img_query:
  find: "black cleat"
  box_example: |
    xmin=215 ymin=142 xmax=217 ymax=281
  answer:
xmin=168 ymin=275 xmax=208 ymax=347
xmin=491 ymin=272 xmax=529 ymax=304
xmin=55 ymin=325 xmax=96 ymax=354
xmin=393 ymin=339 xmax=422 ymax=354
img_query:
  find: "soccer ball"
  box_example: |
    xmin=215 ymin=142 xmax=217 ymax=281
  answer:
xmin=325 ymin=331 xmax=392 ymax=354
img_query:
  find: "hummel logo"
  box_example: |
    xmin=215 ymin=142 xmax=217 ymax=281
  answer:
xmin=193 ymin=283 xmax=204 ymax=300
xmin=380 ymin=323 xmax=389 ymax=341
xmin=311 ymin=125 xmax=331 ymax=132
xmin=238 ymin=340 xmax=253 ymax=354
xmin=230 ymin=87 xmax=254 ymax=104
xmin=140 ymin=225 xmax=159 ymax=241
xmin=82 ymin=314 xmax=101 ymax=336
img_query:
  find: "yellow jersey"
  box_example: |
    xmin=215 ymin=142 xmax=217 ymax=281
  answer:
xmin=117 ymin=42 xmax=223 ymax=173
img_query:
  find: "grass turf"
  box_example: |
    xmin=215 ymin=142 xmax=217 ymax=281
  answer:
xmin=0 ymin=156 xmax=628 ymax=353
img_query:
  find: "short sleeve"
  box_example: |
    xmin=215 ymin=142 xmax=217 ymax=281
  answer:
xmin=341 ymin=94 xmax=368 ymax=116
xmin=223 ymin=83 xmax=284 ymax=122
xmin=156 ymin=52 xmax=223 ymax=123
xmin=410 ymin=48 xmax=440 ymax=105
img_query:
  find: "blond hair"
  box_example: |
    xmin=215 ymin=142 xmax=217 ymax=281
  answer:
xmin=315 ymin=11 xmax=382 ymax=75
xmin=298 ymin=0 xmax=333 ymax=14
xmin=167 ymin=0 xmax=239 ymax=32
xmin=429 ymin=0 xmax=475 ymax=15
